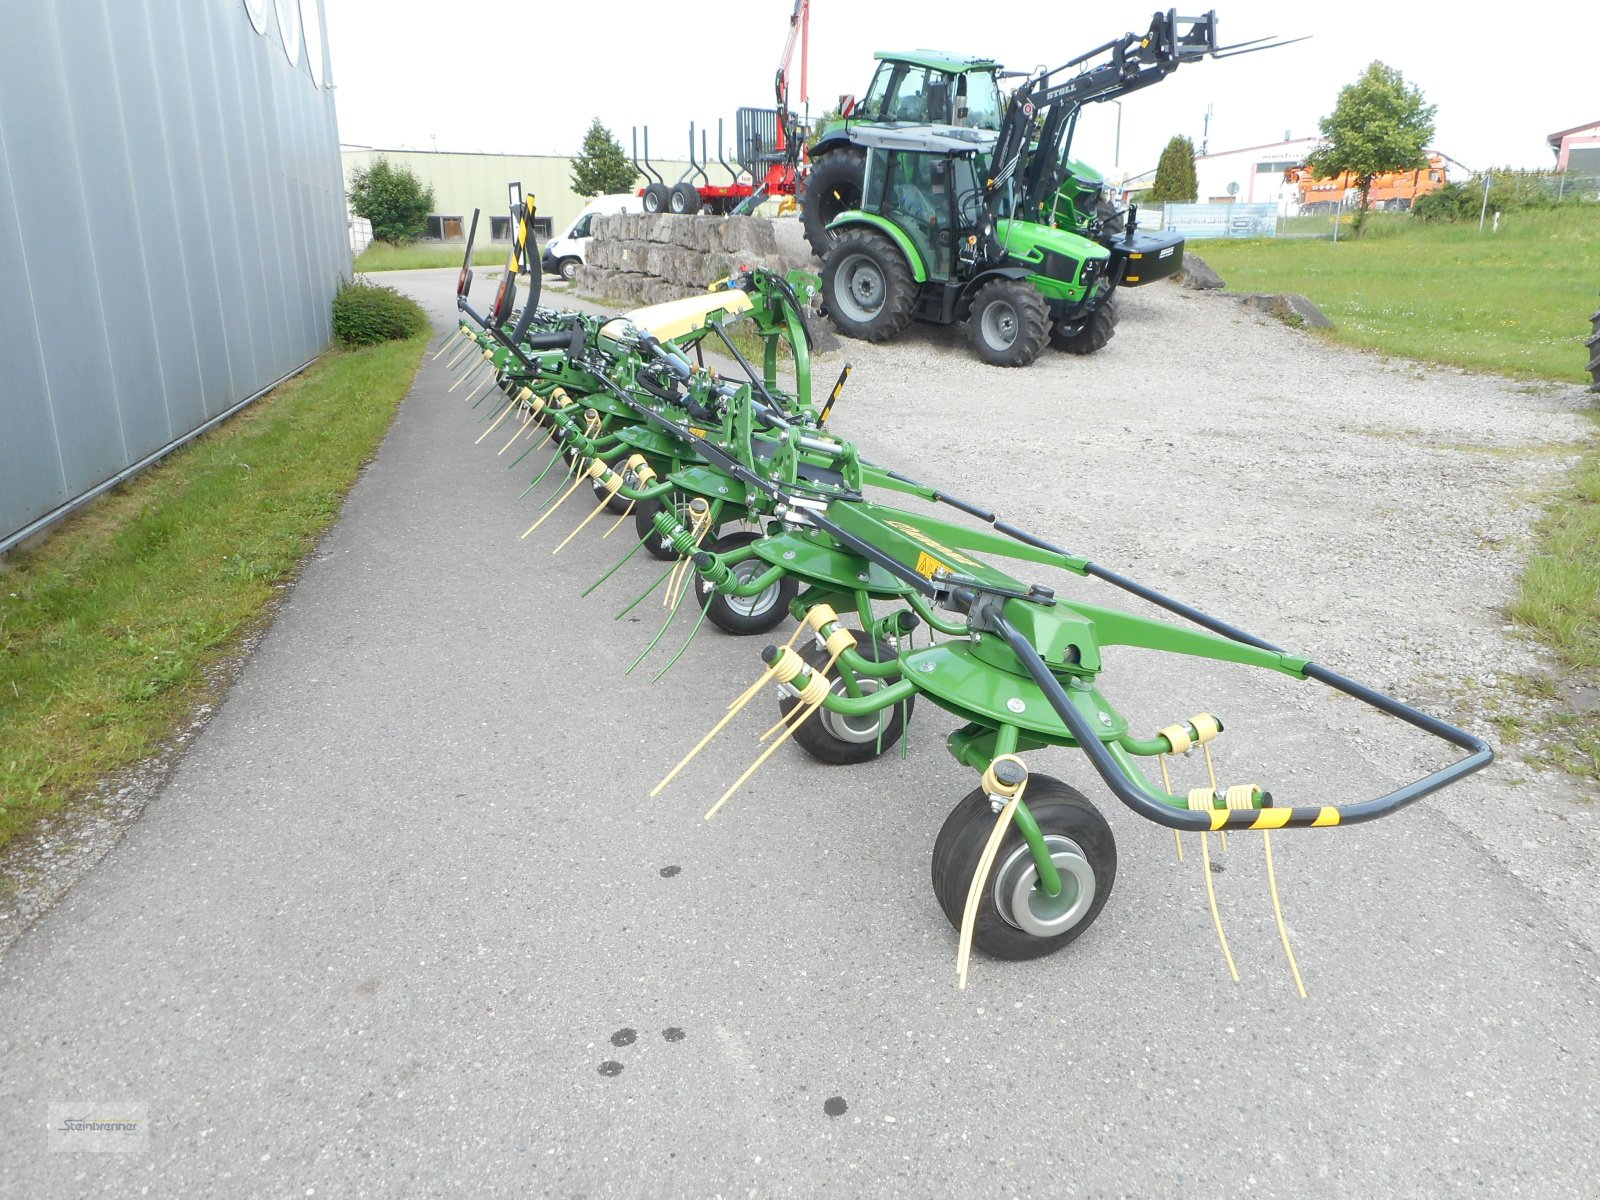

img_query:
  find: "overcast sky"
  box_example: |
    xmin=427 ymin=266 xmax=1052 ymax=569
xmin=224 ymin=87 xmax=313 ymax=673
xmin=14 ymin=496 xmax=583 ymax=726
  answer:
xmin=325 ymin=0 xmax=1596 ymax=178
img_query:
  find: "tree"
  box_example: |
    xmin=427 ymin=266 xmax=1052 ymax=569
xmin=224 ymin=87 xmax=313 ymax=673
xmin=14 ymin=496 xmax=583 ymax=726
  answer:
xmin=1306 ymin=61 xmax=1435 ymax=236
xmin=1148 ymin=136 xmax=1198 ymax=203
xmin=347 ymin=158 xmax=434 ymax=244
xmin=570 ymin=119 xmax=639 ymax=198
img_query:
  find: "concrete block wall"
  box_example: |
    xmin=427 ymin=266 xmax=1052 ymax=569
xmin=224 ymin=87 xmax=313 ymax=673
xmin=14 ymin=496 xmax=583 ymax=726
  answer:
xmin=575 ymin=214 xmax=819 ymax=306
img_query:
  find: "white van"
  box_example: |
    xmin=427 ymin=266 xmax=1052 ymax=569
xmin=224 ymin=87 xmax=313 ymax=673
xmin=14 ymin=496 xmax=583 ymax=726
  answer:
xmin=541 ymin=193 xmax=643 ymax=280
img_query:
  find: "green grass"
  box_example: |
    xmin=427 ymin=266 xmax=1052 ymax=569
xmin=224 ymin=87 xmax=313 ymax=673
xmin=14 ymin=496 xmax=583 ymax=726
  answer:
xmin=0 ymin=336 xmax=427 ymax=853
xmin=353 ymin=242 xmax=508 ymax=272
xmin=1194 ymin=207 xmax=1600 ymax=382
xmin=1505 ymin=408 xmax=1600 ymax=783
xmin=1192 ymin=205 xmax=1600 ymax=785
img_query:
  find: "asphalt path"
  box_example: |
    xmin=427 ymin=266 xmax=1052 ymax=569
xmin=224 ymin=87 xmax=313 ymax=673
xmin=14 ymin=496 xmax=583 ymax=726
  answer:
xmin=2 ymin=267 xmax=1596 ymax=1197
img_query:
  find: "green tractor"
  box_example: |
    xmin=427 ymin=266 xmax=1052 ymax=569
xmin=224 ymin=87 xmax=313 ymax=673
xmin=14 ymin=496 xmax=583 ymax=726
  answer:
xmin=822 ymin=123 xmax=1120 ymax=367
xmin=814 ymin=11 xmax=1295 ymax=367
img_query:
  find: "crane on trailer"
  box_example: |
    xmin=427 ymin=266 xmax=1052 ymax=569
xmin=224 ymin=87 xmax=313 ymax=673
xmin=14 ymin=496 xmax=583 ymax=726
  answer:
xmin=633 ymin=1 xmax=811 ymax=216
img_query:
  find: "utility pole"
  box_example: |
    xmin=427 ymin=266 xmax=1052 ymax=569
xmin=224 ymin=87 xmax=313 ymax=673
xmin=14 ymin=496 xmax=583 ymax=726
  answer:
xmin=1201 ymin=103 xmax=1213 ymax=156
xmin=1111 ymin=100 xmax=1122 ymax=168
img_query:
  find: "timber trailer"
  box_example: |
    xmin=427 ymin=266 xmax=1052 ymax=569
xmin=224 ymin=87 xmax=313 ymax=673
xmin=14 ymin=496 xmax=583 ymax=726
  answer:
xmin=632 ymin=1 xmax=811 ymax=216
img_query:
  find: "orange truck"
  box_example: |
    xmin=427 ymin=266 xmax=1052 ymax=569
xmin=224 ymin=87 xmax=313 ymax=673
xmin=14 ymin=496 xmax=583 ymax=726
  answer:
xmin=1285 ymin=155 xmax=1448 ymax=211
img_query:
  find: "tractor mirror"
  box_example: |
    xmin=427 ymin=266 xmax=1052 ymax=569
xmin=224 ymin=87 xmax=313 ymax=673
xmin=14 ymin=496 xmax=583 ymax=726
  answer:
xmin=927 ymin=79 xmax=949 ymax=123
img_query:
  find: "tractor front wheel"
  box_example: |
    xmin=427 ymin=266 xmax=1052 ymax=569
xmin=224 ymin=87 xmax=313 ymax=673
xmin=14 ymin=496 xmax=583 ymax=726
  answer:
xmin=800 ymin=149 xmax=867 ymax=258
xmin=1052 ymin=296 xmax=1119 ymax=356
xmin=967 ymin=279 xmax=1051 ymax=367
xmin=696 ymin=532 xmax=796 ymax=636
xmin=931 ymin=776 xmax=1116 ymax=961
xmin=777 ymin=632 xmax=914 ymax=763
xmin=822 ymin=230 xmax=917 ymax=344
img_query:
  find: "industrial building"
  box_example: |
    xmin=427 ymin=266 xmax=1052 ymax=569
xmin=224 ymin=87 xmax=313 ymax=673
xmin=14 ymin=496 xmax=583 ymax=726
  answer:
xmin=340 ymin=147 xmax=696 ymax=245
xmin=1 ymin=0 xmax=349 ymax=552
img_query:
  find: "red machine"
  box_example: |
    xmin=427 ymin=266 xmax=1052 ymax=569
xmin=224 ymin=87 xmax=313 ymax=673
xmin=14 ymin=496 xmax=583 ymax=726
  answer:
xmin=633 ymin=1 xmax=810 ymax=216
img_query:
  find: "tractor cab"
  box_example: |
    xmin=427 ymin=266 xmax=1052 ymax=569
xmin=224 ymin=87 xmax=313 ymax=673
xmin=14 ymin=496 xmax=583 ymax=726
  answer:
xmin=852 ymin=52 xmax=1005 ymax=130
xmin=856 ymin=125 xmax=993 ymax=279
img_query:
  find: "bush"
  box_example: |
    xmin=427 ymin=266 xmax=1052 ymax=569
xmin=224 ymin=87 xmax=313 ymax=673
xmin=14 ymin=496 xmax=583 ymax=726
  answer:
xmin=1414 ymin=170 xmax=1594 ymax=223
xmin=332 ymin=278 xmax=428 ymax=347
xmin=347 ymin=157 xmax=435 ymax=244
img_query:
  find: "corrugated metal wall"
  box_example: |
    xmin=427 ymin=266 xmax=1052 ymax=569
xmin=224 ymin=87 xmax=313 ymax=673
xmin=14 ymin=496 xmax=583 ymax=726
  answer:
xmin=0 ymin=0 xmax=350 ymax=551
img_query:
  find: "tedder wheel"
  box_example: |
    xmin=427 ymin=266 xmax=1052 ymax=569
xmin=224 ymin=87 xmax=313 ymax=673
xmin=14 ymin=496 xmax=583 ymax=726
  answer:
xmin=800 ymin=148 xmax=866 ymax=259
xmin=633 ymin=492 xmax=714 ymax=562
xmin=642 ymin=183 xmax=670 ymax=214
xmin=590 ymin=457 xmax=632 ymax=515
xmin=669 ymin=184 xmax=703 ymax=215
xmin=558 ymin=257 xmax=580 ymax=282
xmin=822 ymin=229 xmax=918 ymax=344
xmin=777 ymin=632 xmax=915 ymax=764
xmin=967 ymin=278 xmax=1051 ymax=368
xmin=931 ymin=775 xmax=1116 ymax=961
xmin=696 ymin=531 xmax=797 ymax=636
xmin=1052 ymin=296 xmax=1119 ymax=355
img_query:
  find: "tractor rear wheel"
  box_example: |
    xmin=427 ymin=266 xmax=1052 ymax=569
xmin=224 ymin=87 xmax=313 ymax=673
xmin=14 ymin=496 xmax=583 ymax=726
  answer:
xmin=822 ymin=229 xmax=917 ymax=343
xmin=931 ymin=775 xmax=1116 ymax=961
xmin=1052 ymin=296 xmax=1119 ymax=355
xmin=777 ymin=632 xmax=914 ymax=763
xmin=642 ymin=183 xmax=670 ymax=214
xmin=967 ymin=279 xmax=1051 ymax=367
xmin=669 ymin=183 xmax=703 ymax=215
xmin=800 ymin=149 xmax=867 ymax=258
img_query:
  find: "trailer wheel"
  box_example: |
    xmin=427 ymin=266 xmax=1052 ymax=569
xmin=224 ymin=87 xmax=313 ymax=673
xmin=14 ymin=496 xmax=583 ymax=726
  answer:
xmin=967 ymin=279 xmax=1051 ymax=367
xmin=776 ymin=632 xmax=914 ymax=763
xmin=1052 ymin=296 xmax=1119 ymax=355
xmin=822 ymin=229 xmax=917 ymax=343
xmin=669 ymin=184 xmax=703 ymax=215
xmin=931 ymin=775 xmax=1116 ymax=961
xmin=801 ymin=149 xmax=866 ymax=258
xmin=696 ymin=532 xmax=796 ymax=635
xmin=643 ymin=183 xmax=670 ymax=214
xmin=558 ymin=257 xmax=580 ymax=282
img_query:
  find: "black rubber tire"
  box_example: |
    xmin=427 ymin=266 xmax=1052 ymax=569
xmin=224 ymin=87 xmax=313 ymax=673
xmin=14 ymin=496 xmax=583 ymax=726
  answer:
xmin=558 ymin=257 xmax=580 ymax=282
xmin=1095 ymin=195 xmax=1126 ymax=235
xmin=822 ymin=229 xmax=918 ymax=343
xmin=931 ymin=775 xmax=1116 ymax=961
xmin=695 ymin=532 xmax=797 ymax=636
xmin=776 ymin=632 xmax=915 ymax=764
xmin=1587 ymin=305 xmax=1599 ymax=392
xmin=589 ymin=457 xmax=632 ymax=515
xmin=642 ymin=183 xmax=670 ymax=214
xmin=967 ymin=278 xmax=1051 ymax=367
xmin=669 ymin=183 xmax=703 ymax=215
xmin=633 ymin=493 xmax=713 ymax=562
xmin=801 ymin=149 xmax=867 ymax=258
xmin=1052 ymin=296 xmax=1119 ymax=356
